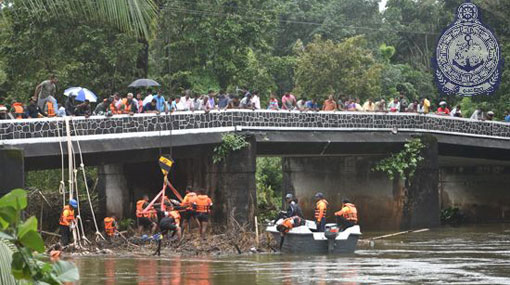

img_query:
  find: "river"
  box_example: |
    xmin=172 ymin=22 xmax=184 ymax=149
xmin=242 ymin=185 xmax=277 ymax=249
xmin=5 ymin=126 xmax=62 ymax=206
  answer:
xmin=74 ymin=224 xmax=510 ymax=284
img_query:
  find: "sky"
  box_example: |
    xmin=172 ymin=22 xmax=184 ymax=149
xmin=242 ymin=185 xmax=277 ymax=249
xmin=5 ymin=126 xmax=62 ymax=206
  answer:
xmin=379 ymin=0 xmax=388 ymax=12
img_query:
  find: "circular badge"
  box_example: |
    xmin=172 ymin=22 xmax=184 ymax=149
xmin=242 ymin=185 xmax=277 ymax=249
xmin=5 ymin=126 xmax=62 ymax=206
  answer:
xmin=433 ymin=2 xmax=502 ymax=96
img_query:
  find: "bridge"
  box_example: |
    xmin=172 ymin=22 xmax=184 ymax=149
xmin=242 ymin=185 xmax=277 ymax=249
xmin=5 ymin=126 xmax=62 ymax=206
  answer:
xmin=1 ymin=110 xmax=510 ymax=230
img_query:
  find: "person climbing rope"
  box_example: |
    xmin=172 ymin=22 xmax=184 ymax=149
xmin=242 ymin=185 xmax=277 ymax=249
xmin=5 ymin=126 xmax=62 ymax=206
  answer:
xmin=59 ymin=199 xmax=78 ymax=246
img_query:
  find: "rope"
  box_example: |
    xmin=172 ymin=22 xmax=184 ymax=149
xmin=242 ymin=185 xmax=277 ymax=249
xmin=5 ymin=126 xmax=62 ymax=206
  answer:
xmin=55 ymin=120 xmax=66 ymax=207
xmin=71 ymin=118 xmax=105 ymax=240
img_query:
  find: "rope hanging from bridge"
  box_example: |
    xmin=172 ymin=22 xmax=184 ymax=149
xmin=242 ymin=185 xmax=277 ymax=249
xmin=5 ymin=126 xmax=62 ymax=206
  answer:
xmin=71 ymin=118 xmax=105 ymax=241
xmin=55 ymin=120 xmax=66 ymax=208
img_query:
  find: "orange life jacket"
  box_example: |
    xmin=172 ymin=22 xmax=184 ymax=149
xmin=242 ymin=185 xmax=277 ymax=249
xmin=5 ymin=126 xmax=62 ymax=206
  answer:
xmin=136 ymin=200 xmax=148 ymax=218
xmin=110 ymin=100 xmax=121 ymax=114
xmin=181 ymin=192 xmax=197 ymax=211
xmin=46 ymin=101 xmax=55 ymax=117
xmin=104 ymin=217 xmax=116 ymax=236
xmin=12 ymin=102 xmax=24 ymax=119
xmin=168 ymin=210 xmax=181 ymax=225
xmin=279 ymin=216 xmax=303 ymax=233
xmin=314 ymin=199 xmax=328 ymax=221
xmin=194 ymin=195 xmax=212 ymax=213
xmin=59 ymin=205 xmax=75 ymax=226
xmin=335 ymin=203 xmax=358 ymax=223
xmin=50 ymin=250 xmax=62 ymax=262
xmin=121 ymin=98 xmax=133 ymax=114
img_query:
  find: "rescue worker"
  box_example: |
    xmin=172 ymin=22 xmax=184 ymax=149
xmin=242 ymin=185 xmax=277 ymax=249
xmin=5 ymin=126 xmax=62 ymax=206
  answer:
xmin=193 ymin=189 xmax=213 ymax=239
xmin=10 ymin=101 xmax=25 ymax=119
xmin=314 ymin=192 xmax=328 ymax=232
xmin=49 ymin=244 xmax=62 ymax=262
xmin=154 ymin=204 xmax=182 ymax=256
xmin=136 ymin=195 xmax=157 ymax=235
xmin=278 ymin=194 xmax=303 ymax=220
xmin=180 ymin=186 xmax=197 ymax=232
xmin=276 ymin=216 xmax=304 ymax=234
xmin=104 ymin=216 xmax=118 ymax=238
xmin=334 ymin=199 xmax=358 ymax=231
xmin=46 ymin=100 xmax=56 ymax=117
xmin=59 ymin=199 xmax=78 ymax=246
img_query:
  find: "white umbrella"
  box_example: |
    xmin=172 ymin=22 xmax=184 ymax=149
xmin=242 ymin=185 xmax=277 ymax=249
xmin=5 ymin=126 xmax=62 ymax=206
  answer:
xmin=142 ymin=94 xmax=154 ymax=106
xmin=64 ymin=87 xmax=98 ymax=103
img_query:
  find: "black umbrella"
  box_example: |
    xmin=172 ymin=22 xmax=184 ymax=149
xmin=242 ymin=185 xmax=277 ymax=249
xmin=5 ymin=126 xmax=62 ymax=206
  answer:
xmin=128 ymin=78 xmax=161 ymax=88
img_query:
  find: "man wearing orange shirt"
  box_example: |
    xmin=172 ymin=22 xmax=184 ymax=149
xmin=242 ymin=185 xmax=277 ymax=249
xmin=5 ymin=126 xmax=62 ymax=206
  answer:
xmin=322 ymin=94 xmax=338 ymax=111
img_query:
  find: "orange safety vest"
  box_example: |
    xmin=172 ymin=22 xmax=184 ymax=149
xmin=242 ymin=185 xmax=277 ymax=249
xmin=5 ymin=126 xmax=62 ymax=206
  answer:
xmin=314 ymin=199 xmax=328 ymax=221
xmin=12 ymin=102 xmax=24 ymax=119
xmin=335 ymin=203 xmax=358 ymax=223
xmin=110 ymin=100 xmax=121 ymax=114
xmin=121 ymin=98 xmax=133 ymax=114
xmin=280 ymin=216 xmax=302 ymax=233
xmin=104 ymin=217 xmax=116 ymax=236
xmin=194 ymin=195 xmax=212 ymax=213
xmin=46 ymin=101 xmax=55 ymax=117
xmin=181 ymin=192 xmax=197 ymax=210
xmin=168 ymin=210 xmax=181 ymax=225
xmin=59 ymin=205 xmax=75 ymax=226
xmin=136 ymin=200 xmax=148 ymax=218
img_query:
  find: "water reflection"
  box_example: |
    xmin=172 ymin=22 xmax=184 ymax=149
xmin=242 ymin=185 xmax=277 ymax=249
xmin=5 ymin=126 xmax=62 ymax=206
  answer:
xmin=75 ymin=224 xmax=510 ymax=284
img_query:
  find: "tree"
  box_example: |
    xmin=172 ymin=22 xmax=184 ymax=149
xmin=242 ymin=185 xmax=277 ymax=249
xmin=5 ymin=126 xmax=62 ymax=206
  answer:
xmin=5 ymin=0 xmax=158 ymax=41
xmin=294 ymin=35 xmax=382 ymax=100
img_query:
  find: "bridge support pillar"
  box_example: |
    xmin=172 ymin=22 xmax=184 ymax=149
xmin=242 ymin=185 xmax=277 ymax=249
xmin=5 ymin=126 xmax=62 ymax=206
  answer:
xmin=97 ymin=164 xmax=129 ymax=218
xmin=205 ymin=136 xmax=257 ymax=227
xmin=0 ymin=148 xmax=24 ymax=197
xmin=401 ymin=135 xmax=440 ymax=229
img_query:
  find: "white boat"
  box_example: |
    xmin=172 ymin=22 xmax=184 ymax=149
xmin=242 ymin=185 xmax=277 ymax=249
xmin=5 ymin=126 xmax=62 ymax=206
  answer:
xmin=266 ymin=220 xmax=361 ymax=254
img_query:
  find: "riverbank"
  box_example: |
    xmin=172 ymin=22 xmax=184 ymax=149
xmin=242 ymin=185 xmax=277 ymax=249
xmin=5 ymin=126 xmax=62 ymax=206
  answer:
xmin=52 ymin=229 xmax=277 ymax=258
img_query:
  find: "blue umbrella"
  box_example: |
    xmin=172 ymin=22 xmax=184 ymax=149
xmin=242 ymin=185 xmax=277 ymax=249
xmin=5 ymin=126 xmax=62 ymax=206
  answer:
xmin=64 ymin=87 xmax=98 ymax=102
xmin=128 ymin=78 xmax=160 ymax=88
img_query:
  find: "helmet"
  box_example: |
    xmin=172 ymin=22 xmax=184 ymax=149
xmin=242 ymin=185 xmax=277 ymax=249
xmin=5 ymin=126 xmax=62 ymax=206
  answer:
xmin=314 ymin=192 xmax=324 ymax=199
xmin=69 ymin=199 xmax=78 ymax=208
xmin=285 ymin=194 xmax=294 ymax=200
xmin=342 ymin=198 xmax=351 ymax=204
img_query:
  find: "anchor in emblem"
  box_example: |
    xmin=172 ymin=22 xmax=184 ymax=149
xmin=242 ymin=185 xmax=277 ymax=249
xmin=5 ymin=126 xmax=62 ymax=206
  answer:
xmin=453 ymin=34 xmax=484 ymax=72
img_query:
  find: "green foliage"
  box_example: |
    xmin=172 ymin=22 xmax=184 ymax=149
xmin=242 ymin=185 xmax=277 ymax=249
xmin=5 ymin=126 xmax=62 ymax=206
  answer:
xmin=117 ymin=218 xmax=135 ymax=232
xmin=441 ymin=207 xmax=464 ymax=225
xmin=213 ymin=134 xmax=250 ymax=164
xmin=10 ymin=0 xmax=158 ymax=41
xmin=256 ymin=157 xmax=283 ymax=221
xmin=373 ymin=138 xmax=425 ymax=185
xmin=0 ymin=189 xmax=79 ymax=284
xmin=294 ymin=35 xmax=382 ymax=100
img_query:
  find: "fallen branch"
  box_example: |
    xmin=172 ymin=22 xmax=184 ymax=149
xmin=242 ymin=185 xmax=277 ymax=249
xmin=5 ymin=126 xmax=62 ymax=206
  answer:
xmin=39 ymin=230 xmax=61 ymax=237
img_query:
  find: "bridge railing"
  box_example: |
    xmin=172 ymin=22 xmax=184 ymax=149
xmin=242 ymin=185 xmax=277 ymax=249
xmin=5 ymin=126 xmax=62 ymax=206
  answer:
xmin=1 ymin=110 xmax=510 ymax=142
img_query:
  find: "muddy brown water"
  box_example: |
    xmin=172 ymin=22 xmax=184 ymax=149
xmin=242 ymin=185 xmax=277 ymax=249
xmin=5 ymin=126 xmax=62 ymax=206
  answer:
xmin=74 ymin=224 xmax=510 ymax=284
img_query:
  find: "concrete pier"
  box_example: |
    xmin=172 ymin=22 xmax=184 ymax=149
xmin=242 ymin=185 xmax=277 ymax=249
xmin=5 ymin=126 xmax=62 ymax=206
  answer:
xmin=0 ymin=148 xmax=24 ymax=197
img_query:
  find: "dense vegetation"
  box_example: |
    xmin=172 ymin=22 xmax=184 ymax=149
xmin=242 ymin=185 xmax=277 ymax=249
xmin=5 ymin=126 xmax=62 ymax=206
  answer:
xmin=1 ymin=0 xmax=509 ymax=117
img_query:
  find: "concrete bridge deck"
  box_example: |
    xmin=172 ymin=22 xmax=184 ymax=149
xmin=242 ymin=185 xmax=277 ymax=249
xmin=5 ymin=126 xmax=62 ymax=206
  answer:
xmin=1 ymin=110 xmax=510 ymax=168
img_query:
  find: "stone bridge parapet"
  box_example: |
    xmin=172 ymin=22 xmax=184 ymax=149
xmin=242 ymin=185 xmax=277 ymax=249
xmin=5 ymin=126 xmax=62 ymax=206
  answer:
xmin=1 ymin=110 xmax=510 ymax=142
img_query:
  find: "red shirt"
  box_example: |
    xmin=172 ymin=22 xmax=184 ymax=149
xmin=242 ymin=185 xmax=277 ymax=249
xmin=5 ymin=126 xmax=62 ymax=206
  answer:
xmin=437 ymin=107 xmax=450 ymax=115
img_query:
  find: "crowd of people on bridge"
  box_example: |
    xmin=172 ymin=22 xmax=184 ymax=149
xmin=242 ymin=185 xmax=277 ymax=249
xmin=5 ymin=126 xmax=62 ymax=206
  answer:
xmin=1 ymin=75 xmax=508 ymax=122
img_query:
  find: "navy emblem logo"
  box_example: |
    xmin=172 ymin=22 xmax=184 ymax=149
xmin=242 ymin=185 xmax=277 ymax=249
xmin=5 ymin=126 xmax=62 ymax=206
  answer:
xmin=432 ymin=1 xmax=503 ymax=96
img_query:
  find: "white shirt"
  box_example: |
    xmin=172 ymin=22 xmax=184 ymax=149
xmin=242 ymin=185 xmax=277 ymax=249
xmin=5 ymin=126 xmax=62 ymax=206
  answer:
xmin=252 ymin=95 xmax=261 ymax=109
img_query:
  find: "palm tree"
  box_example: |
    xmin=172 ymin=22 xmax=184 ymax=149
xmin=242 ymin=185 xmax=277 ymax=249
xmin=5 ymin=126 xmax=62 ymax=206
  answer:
xmin=3 ymin=0 xmax=158 ymax=41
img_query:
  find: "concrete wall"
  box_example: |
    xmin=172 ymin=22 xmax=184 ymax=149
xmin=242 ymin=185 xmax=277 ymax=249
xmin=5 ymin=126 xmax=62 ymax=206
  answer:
xmin=0 ymin=148 xmax=24 ymax=196
xmin=440 ymin=166 xmax=510 ymax=222
xmin=282 ymin=137 xmax=440 ymax=231
xmin=282 ymin=155 xmax=405 ymax=230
